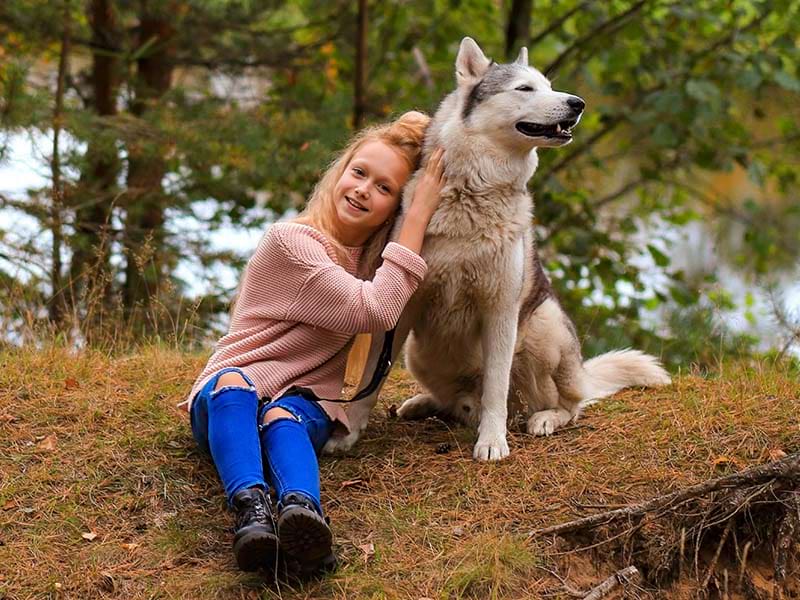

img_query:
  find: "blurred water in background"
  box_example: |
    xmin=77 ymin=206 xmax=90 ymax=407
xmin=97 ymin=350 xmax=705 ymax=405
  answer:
xmin=1 ymin=133 xmax=798 ymax=356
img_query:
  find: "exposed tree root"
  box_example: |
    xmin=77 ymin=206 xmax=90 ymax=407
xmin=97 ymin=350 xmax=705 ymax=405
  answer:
xmin=773 ymin=493 xmax=800 ymax=600
xmin=533 ymin=453 xmax=800 ymax=597
xmin=533 ymin=453 xmax=800 ymax=537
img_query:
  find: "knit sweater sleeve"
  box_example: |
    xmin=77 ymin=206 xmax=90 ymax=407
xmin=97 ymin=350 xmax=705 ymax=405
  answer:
xmin=273 ymin=225 xmax=427 ymax=333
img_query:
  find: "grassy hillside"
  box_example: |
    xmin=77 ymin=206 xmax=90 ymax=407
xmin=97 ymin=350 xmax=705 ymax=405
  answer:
xmin=1 ymin=346 xmax=798 ymax=599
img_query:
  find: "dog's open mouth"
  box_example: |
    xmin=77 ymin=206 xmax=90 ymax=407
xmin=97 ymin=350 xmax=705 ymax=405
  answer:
xmin=515 ymin=118 xmax=577 ymax=140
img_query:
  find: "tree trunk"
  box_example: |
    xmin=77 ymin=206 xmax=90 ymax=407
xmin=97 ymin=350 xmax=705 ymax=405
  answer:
xmin=505 ymin=0 xmax=532 ymax=60
xmin=353 ymin=0 xmax=368 ymax=129
xmin=69 ymin=0 xmax=120 ymax=333
xmin=49 ymin=0 xmax=71 ymax=329
xmin=122 ymin=3 xmax=175 ymax=334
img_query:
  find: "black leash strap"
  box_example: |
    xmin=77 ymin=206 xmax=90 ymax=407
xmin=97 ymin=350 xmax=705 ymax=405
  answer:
xmin=260 ymin=328 xmax=396 ymax=405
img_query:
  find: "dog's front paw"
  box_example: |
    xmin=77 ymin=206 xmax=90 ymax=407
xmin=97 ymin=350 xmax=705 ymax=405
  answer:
xmin=526 ymin=412 xmax=559 ymax=436
xmin=322 ymin=430 xmax=360 ymax=455
xmin=472 ymin=434 xmax=510 ymax=461
xmin=396 ymin=393 xmax=439 ymax=420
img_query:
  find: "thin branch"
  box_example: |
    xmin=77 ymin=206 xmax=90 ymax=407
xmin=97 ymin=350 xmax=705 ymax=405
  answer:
xmin=664 ymin=178 xmax=757 ymax=227
xmin=583 ymin=566 xmax=641 ymax=600
xmin=534 ymin=114 xmax=625 ymax=185
xmin=701 ymin=517 xmax=735 ymax=589
xmin=767 ymin=287 xmax=800 ymax=359
xmin=412 ymin=46 xmax=434 ymax=90
xmin=0 ymin=249 xmax=49 ymax=279
xmin=528 ymin=1 xmax=593 ymax=49
xmin=750 ymin=131 xmax=800 ymax=150
xmin=774 ymin=493 xmax=800 ymax=598
xmin=593 ymin=176 xmax=648 ymax=211
xmin=544 ymin=0 xmax=647 ymax=77
xmin=171 ymin=34 xmax=340 ymax=69
xmin=578 ymin=154 xmax=683 ymax=216
xmin=68 ymin=189 xmax=125 ymax=213
xmin=65 ymin=72 xmax=91 ymax=107
xmin=0 ymin=193 xmax=50 ymax=220
xmin=533 ymin=564 xmax=586 ymax=597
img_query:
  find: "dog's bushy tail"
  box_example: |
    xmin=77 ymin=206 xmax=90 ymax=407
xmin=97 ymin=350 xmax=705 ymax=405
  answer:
xmin=579 ymin=349 xmax=671 ymax=405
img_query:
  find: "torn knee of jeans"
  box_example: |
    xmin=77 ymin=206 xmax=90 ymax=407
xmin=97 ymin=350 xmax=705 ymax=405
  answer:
xmin=209 ymin=384 xmax=256 ymax=400
xmin=262 ymin=407 xmax=300 ymax=427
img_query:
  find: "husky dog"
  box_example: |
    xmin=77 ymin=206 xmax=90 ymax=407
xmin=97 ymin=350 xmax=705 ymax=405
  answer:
xmin=324 ymin=37 xmax=670 ymax=461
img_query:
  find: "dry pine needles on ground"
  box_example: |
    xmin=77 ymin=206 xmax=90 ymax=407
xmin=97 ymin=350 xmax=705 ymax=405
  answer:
xmin=0 ymin=346 xmax=798 ymax=599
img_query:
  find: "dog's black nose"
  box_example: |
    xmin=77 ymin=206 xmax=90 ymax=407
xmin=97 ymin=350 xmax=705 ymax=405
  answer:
xmin=567 ymin=96 xmax=585 ymax=112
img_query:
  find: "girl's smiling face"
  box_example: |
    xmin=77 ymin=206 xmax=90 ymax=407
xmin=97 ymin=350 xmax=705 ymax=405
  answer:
xmin=332 ymin=140 xmax=410 ymax=246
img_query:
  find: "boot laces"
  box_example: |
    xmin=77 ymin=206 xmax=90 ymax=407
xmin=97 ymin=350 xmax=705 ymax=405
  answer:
xmin=236 ymin=491 xmax=270 ymax=527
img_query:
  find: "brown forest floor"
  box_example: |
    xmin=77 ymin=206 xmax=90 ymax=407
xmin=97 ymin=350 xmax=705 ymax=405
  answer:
xmin=0 ymin=346 xmax=798 ymax=599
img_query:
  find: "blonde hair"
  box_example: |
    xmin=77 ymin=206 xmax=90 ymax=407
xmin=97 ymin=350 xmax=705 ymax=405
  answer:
xmin=297 ymin=111 xmax=430 ymax=388
xmin=294 ymin=110 xmax=430 ymax=278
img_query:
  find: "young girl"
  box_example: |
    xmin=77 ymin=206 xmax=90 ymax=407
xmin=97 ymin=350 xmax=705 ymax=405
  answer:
xmin=185 ymin=111 xmax=444 ymax=574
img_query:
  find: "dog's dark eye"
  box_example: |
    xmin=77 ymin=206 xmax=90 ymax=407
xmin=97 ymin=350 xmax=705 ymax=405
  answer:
xmin=515 ymin=85 xmax=534 ymax=92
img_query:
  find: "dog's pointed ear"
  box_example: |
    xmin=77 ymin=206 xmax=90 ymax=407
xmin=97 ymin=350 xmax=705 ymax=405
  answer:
xmin=515 ymin=47 xmax=528 ymax=67
xmin=456 ymin=37 xmax=491 ymax=87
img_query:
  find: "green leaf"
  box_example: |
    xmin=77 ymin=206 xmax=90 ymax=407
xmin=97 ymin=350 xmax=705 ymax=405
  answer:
xmin=651 ymin=122 xmax=679 ymax=147
xmin=774 ymin=70 xmax=800 ymax=92
xmin=686 ymin=79 xmax=720 ymax=103
xmin=740 ymin=68 xmax=762 ymax=90
xmin=647 ymin=244 xmax=670 ymax=268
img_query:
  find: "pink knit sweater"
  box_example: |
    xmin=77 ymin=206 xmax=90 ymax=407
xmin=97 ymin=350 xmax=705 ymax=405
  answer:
xmin=185 ymin=222 xmax=427 ymax=433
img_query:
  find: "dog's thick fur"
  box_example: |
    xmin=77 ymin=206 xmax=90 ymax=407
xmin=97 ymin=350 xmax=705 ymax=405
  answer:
xmin=324 ymin=38 xmax=670 ymax=461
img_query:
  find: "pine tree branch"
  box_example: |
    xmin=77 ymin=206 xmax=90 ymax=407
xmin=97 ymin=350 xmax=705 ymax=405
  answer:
xmin=0 ymin=249 xmax=48 ymax=279
xmin=171 ymin=35 xmax=341 ymax=69
xmin=766 ymin=287 xmax=800 ymax=359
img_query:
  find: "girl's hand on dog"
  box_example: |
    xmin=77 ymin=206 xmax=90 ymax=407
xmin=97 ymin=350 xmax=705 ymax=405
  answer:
xmin=409 ymin=147 xmax=446 ymax=222
xmin=395 ymin=147 xmax=445 ymax=255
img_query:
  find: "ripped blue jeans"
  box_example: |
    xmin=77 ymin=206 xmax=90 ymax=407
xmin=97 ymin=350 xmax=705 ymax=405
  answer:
xmin=190 ymin=367 xmax=333 ymax=514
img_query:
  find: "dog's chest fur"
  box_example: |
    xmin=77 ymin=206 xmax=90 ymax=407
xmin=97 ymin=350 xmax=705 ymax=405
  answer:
xmin=408 ymin=182 xmax=533 ymax=335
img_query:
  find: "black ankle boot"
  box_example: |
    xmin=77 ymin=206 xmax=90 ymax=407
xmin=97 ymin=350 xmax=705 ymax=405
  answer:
xmin=277 ymin=493 xmax=333 ymax=565
xmin=231 ymin=487 xmax=279 ymax=572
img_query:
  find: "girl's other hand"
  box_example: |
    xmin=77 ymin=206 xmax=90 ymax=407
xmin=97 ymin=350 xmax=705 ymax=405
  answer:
xmin=408 ymin=147 xmax=445 ymax=222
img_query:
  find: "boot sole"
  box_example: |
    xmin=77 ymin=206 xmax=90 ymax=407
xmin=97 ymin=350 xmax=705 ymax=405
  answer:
xmin=233 ymin=529 xmax=279 ymax=572
xmin=278 ymin=506 xmax=332 ymax=564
